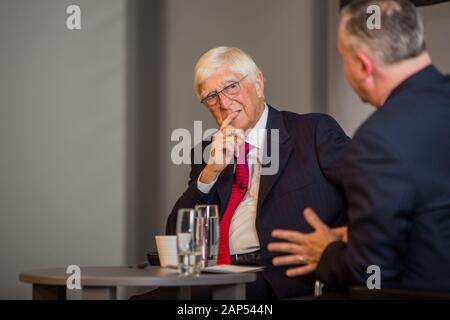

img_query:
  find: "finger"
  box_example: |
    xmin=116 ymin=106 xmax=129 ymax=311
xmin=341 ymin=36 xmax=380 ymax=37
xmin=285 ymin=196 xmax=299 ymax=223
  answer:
xmin=332 ymin=226 xmax=347 ymax=237
xmin=212 ymin=135 xmax=235 ymax=151
xmin=332 ymin=226 xmax=348 ymax=242
xmin=211 ymin=132 xmax=225 ymax=147
xmin=221 ymin=128 xmax=245 ymax=145
xmin=212 ymin=129 xmax=228 ymax=145
xmin=220 ymin=129 xmax=240 ymax=153
xmin=303 ymin=208 xmax=327 ymax=231
xmin=272 ymin=254 xmax=306 ymax=266
xmin=220 ymin=127 xmax=234 ymax=140
xmin=286 ymin=264 xmax=317 ymax=277
xmin=220 ymin=112 xmax=239 ymax=130
xmin=220 ymin=126 xmax=244 ymax=137
xmin=232 ymin=128 xmax=246 ymax=141
xmin=271 ymin=229 xmax=307 ymax=244
xmin=220 ymin=115 xmax=235 ymax=130
xmin=267 ymin=242 xmax=303 ymax=254
xmin=235 ymin=135 xmax=245 ymax=146
xmin=211 ymin=140 xmax=234 ymax=165
xmin=224 ymin=138 xmax=235 ymax=151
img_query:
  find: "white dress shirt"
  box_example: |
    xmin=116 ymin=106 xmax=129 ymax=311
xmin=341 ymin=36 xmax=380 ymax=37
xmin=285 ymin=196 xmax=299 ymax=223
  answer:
xmin=197 ymin=104 xmax=268 ymax=254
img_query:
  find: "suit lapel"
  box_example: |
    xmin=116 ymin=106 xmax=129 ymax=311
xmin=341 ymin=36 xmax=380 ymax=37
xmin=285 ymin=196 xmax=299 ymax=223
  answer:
xmin=257 ymin=106 xmax=293 ymax=213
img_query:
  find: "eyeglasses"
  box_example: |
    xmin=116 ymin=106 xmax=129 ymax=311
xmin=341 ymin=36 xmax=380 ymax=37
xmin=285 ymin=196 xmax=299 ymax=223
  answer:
xmin=200 ymin=75 xmax=247 ymax=107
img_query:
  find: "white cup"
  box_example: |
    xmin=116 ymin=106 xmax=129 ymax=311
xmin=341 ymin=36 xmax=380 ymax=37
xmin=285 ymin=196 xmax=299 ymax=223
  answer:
xmin=155 ymin=235 xmax=178 ymax=268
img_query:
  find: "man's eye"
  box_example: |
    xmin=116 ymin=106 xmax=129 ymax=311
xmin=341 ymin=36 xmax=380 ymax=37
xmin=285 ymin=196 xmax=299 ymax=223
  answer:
xmin=205 ymin=94 xmax=217 ymax=101
xmin=228 ymin=83 xmax=238 ymax=89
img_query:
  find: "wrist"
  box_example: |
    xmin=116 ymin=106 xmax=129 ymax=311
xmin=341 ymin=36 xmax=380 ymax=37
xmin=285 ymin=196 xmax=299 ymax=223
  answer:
xmin=200 ymin=165 xmax=221 ymax=184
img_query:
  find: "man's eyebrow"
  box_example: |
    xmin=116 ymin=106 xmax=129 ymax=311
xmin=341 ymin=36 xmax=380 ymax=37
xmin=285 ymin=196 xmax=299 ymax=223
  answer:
xmin=221 ymin=78 xmax=239 ymax=86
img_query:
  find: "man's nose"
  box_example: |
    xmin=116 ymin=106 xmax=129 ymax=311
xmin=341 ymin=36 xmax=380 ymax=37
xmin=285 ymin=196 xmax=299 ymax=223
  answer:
xmin=218 ymin=92 xmax=232 ymax=109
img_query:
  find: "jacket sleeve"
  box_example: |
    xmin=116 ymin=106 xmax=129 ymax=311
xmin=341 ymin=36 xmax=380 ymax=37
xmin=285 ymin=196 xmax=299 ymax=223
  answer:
xmin=314 ymin=114 xmax=351 ymax=190
xmin=316 ymin=126 xmax=415 ymax=289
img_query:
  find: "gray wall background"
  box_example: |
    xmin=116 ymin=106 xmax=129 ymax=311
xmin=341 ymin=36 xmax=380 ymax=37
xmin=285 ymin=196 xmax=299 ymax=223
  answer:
xmin=0 ymin=0 xmax=128 ymax=299
xmin=0 ymin=0 xmax=449 ymax=299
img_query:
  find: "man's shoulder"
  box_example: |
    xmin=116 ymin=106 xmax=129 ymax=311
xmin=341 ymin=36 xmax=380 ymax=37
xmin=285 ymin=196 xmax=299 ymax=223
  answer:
xmin=381 ymin=66 xmax=450 ymax=117
xmin=356 ymin=75 xmax=450 ymax=140
xmin=277 ymin=109 xmax=335 ymax=124
xmin=353 ymin=79 xmax=450 ymax=156
xmin=270 ymin=106 xmax=336 ymax=128
xmin=276 ymin=109 xmax=344 ymax=133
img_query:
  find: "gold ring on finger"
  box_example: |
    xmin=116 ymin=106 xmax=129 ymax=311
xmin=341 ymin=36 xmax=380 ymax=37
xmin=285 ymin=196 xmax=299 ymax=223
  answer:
xmin=297 ymin=256 xmax=307 ymax=265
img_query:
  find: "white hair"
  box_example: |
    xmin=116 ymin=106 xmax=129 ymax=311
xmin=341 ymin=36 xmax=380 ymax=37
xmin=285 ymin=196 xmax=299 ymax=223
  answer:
xmin=193 ymin=47 xmax=262 ymax=99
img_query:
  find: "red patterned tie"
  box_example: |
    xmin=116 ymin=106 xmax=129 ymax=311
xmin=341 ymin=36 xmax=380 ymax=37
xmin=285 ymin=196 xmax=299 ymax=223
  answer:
xmin=217 ymin=142 xmax=250 ymax=265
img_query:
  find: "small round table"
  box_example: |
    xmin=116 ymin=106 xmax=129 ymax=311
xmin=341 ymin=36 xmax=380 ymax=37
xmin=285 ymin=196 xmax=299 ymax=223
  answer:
xmin=19 ymin=266 xmax=257 ymax=300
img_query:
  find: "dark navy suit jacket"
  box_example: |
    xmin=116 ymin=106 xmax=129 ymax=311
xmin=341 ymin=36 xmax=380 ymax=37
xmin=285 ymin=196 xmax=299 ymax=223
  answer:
xmin=317 ymin=65 xmax=450 ymax=292
xmin=166 ymin=105 xmax=350 ymax=298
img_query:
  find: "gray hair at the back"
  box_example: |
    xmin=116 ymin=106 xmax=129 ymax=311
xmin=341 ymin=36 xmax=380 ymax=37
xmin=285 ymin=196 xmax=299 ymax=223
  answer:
xmin=340 ymin=0 xmax=426 ymax=65
xmin=193 ymin=47 xmax=262 ymax=99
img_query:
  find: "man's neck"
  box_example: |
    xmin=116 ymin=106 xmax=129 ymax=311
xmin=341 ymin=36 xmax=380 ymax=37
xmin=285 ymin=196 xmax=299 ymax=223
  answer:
xmin=246 ymin=101 xmax=266 ymax=134
xmin=375 ymin=52 xmax=432 ymax=107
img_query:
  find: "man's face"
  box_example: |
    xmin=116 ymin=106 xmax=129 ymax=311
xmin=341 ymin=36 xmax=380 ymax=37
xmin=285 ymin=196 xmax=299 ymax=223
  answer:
xmin=337 ymin=22 xmax=372 ymax=104
xmin=199 ymin=69 xmax=265 ymax=131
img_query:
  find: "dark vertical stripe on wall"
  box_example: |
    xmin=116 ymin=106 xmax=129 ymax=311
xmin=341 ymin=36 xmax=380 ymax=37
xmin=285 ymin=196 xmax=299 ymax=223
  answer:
xmin=126 ymin=0 xmax=165 ymax=266
xmin=311 ymin=0 xmax=329 ymax=113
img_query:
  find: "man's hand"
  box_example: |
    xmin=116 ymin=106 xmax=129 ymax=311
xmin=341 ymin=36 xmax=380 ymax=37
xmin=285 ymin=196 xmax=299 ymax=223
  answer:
xmin=332 ymin=226 xmax=348 ymax=243
xmin=200 ymin=111 xmax=245 ymax=184
xmin=267 ymin=208 xmax=342 ymax=277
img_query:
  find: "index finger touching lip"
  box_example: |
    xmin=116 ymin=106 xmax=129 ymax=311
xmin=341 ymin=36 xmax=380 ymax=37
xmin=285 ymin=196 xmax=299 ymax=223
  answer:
xmin=220 ymin=111 xmax=240 ymax=129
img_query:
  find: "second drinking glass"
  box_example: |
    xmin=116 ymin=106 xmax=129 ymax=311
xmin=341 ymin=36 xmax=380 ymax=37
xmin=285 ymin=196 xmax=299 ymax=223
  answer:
xmin=195 ymin=204 xmax=219 ymax=268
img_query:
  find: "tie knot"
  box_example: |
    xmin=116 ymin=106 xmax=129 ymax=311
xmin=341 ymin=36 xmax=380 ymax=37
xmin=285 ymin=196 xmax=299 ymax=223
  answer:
xmin=237 ymin=142 xmax=250 ymax=165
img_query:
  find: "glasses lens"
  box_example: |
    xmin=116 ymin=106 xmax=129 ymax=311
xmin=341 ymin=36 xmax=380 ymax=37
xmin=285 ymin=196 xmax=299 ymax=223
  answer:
xmin=203 ymin=93 xmax=218 ymax=106
xmin=223 ymin=82 xmax=240 ymax=96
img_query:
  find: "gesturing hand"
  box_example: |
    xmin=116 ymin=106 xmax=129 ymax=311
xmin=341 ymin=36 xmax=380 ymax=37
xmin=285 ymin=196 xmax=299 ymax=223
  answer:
xmin=268 ymin=208 xmax=342 ymax=277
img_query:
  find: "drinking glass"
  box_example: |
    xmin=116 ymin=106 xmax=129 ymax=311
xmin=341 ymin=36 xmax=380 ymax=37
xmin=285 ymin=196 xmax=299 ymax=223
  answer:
xmin=195 ymin=205 xmax=219 ymax=268
xmin=176 ymin=209 xmax=204 ymax=276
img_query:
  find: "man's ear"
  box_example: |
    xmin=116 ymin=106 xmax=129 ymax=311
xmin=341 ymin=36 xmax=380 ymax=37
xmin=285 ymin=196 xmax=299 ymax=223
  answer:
xmin=255 ymin=72 xmax=265 ymax=98
xmin=355 ymin=51 xmax=374 ymax=81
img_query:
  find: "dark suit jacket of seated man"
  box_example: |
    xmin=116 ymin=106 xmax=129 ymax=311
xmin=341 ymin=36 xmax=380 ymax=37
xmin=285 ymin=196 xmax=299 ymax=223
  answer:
xmin=267 ymin=1 xmax=450 ymax=296
xmin=316 ymin=65 xmax=450 ymax=292
xmin=317 ymin=1 xmax=450 ymax=293
xmin=166 ymin=103 xmax=350 ymax=299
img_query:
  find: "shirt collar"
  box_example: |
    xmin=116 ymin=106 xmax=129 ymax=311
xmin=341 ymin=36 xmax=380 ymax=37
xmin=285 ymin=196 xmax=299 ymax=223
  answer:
xmin=246 ymin=103 xmax=268 ymax=151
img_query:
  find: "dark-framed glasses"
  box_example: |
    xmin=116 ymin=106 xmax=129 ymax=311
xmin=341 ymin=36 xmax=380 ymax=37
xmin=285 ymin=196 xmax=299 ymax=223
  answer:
xmin=200 ymin=75 xmax=247 ymax=107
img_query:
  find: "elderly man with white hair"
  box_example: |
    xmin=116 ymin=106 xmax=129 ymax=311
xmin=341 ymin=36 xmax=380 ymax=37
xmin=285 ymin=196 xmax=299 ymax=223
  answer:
xmin=166 ymin=47 xmax=350 ymax=299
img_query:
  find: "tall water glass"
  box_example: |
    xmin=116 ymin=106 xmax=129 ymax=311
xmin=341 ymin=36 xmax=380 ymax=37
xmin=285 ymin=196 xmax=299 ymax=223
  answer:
xmin=195 ymin=205 xmax=219 ymax=267
xmin=176 ymin=209 xmax=203 ymax=276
